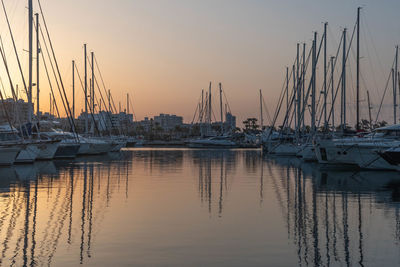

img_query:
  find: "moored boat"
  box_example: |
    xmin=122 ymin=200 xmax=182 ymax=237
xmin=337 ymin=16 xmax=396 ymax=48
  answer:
xmin=187 ymin=136 xmax=237 ymax=148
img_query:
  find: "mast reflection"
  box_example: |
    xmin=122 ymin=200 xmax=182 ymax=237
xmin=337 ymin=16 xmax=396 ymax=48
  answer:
xmin=0 ymin=152 xmax=133 ymax=266
xmin=193 ymin=150 xmax=259 ymax=217
xmin=267 ymin=156 xmax=400 ymax=266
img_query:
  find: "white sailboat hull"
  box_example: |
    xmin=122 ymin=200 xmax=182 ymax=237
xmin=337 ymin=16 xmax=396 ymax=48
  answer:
xmin=0 ymin=146 xmax=21 ymax=166
xmin=77 ymin=142 xmax=91 ymax=155
xmin=110 ymin=141 xmax=126 ymax=152
xmin=36 ymin=141 xmax=60 ymax=160
xmin=315 ymin=139 xmax=359 ymax=166
xmin=297 ymin=143 xmax=317 ymax=161
xmin=15 ymin=143 xmax=40 ymax=163
xmin=270 ymin=143 xmax=299 ymax=156
xmin=86 ymin=142 xmax=112 ymax=155
xmin=348 ymin=142 xmax=398 ymax=170
xmin=187 ymin=138 xmax=237 ymax=148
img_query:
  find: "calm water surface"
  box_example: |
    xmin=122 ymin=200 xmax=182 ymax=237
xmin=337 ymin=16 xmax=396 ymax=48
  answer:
xmin=0 ymin=148 xmax=399 ymax=266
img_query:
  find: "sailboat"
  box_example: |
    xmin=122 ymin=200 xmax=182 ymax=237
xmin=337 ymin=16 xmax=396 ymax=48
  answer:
xmin=187 ymin=82 xmax=238 ymax=148
xmin=314 ymin=9 xmax=400 ymax=171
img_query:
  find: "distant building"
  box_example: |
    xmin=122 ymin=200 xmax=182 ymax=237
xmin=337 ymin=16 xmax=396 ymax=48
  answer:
xmin=225 ymin=112 xmax=236 ymax=130
xmin=133 ymin=117 xmax=152 ymax=132
xmin=0 ymin=98 xmax=33 ymax=124
xmin=77 ymin=111 xmax=134 ymax=132
xmin=153 ymin=113 xmax=183 ymax=130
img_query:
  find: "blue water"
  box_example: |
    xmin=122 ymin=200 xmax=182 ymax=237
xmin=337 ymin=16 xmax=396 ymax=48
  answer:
xmin=0 ymin=148 xmax=399 ymax=266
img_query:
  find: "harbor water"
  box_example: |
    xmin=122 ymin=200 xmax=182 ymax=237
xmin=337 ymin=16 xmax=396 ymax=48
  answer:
xmin=0 ymin=148 xmax=399 ymax=266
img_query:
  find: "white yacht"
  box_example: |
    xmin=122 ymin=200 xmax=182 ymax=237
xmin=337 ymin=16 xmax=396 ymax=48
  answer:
xmin=80 ymin=136 xmax=114 ymax=155
xmin=40 ymin=130 xmax=80 ymax=159
xmin=109 ymin=136 xmax=127 ymax=152
xmin=0 ymin=145 xmax=21 ymax=166
xmin=263 ymin=133 xmax=299 ymax=156
xmin=0 ymin=125 xmax=40 ymax=163
xmin=33 ymin=136 xmax=61 ymax=160
xmin=297 ymin=143 xmax=317 ymax=161
xmin=377 ymin=146 xmax=400 ymax=170
xmin=187 ymin=136 xmax=237 ymax=148
xmin=15 ymin=142 xmax=41 ymax=163
xmin=315 ymin=124 xmax=400 ymax=170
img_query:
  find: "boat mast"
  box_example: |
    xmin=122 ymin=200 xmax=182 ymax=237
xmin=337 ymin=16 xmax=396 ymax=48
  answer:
xmin=72 ymin=60 xmax=75 ymax=119
xmin=201 ymin=89 xmax=204 ymax=123
xmin=28 ymin=0 xmax=33 ymax=124
xmin=331 ymin=56 xmax=335 ymax=129
xmin=356 ymin=7 xmax=361 ymax=131
xmin=292 ymin=64 xmax=296 ymax=132
xmin=341 ymin=28 xmax=347 ymax=132
xmin=393 ymin=68 xmax=396 ymax=123
xmin=323 ymin=22 xmax=328 ymax=129
xmin=259 ymin=89 xmax=263 ymax=130
xmin=127 ymin=93 xmax=129 ymax=114
xmin=367 ymin=90 xmax=372 ymax=129
xmin=208 ymin=82 xmax=212 ymax=125
xmin=36 ymin=13 xmax=40 ymax=120
xmin=296 ymin=43 xmax=300 ymax=139
xmin=109 ymin=90 xmax=112 ymax=112
xmin=49 ymin=93 xmax=52 ymax=116
xmin=219 ymin=83 xmax=223 ymax=134
xmin=311 ymin=32 xmax=317 ymax=134
xmin=84 ymin=44 xmax=88 ymax=134
xmin=395 ymin=45 xmax=398 ymax=123
xmin=286 ymin=66 xmax=289 ymax=122
xmin=302 ymin=43 xmax=306 ymax=130
xmin=91 ymin=51 xmax=95 ymax=121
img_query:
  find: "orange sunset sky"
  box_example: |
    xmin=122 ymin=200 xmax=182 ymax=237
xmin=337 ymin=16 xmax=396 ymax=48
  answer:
xmin=0 ymin=0 xmax=399 ymax=126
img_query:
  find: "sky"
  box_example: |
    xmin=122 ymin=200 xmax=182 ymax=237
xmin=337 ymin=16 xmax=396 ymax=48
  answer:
xmin=0 ymin=0 xmax=400 ymax=126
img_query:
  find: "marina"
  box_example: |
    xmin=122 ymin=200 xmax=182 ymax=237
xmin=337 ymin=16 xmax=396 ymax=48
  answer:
xmin=0 ymin=0 xmax=399 ymax=266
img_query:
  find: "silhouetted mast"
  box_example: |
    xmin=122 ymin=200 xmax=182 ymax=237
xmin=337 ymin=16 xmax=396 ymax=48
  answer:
xmin=323 ymin=22 xmax=328 ymax=129
xmin=341 ymin=28 xmax=347 ymax=132
xmin=200 ymin=89 xmax=204 ymax=136
xmin=28 ymin=0 xmax=33 ymax=123
xmin=49 ymin=93 xmax=52 ymax=116
xmin=302 ymin=43 xmax=305 ymax=130
xmin=208 ymin=82 xmax=212 ymax=125
xmin=260 ymin=89 xmax=263 ymax=130
xmin=331 ymin=56 xmax=335 ymax=129
xmin=311 ymin=32 xmax=317 ymax=134
xmin=36 ymin=13 xmax=40 ymax=120
xmin=84 ymin=44 xmax=88 ymax=134
xmin=395 ymin=46 xmax=398 ymax=123
xmin=109 ymin=90 xmax=111 ymax=113
xmin=367 ymin=90 xmax=372 ymax=128
xmin=356 ymin=7 xmax=361 ymax=131
xmin=292 ymin=64 xmax=296 ymax=133
xmin=219 ymin=83 xmax=223 ymax=134
xmin=91 ymin=51 xmax=95 ymax=130
xmin=127 ymin=93 xmax=129 ymax=114
xmin=72 ymin=60 xmax=75 ymax=119
xmin=296 ymin=43 xmax=300 ymax=137
xmin=286 ymin=66 xmax=289 ymax=120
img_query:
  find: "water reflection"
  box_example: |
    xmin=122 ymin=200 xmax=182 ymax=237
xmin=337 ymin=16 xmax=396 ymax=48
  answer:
xmin=0 ymin=152 xmax=133 ymax=267
xmin=267 ymin=156 xmax=400 ymax=267
xmin=191 ymin=150 xmax=239 ymax=217
xmin=0 ymin=149 xmax=398 ymax=266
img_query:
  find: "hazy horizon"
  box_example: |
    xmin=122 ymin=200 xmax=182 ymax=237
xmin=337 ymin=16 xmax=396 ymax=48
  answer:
xmin=0 ymin=0 xmax=400 ymax=127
